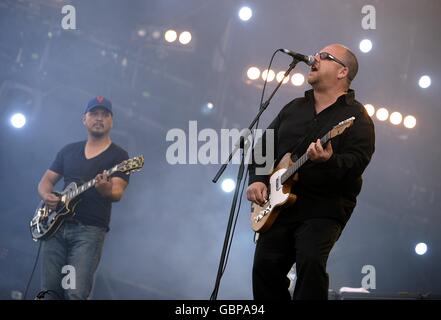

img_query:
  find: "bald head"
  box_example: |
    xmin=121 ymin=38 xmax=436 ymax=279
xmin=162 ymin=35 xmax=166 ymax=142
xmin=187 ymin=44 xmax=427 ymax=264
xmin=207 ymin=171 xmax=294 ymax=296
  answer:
xmin=307 ymin=43 xmax=360 ymax=91
xmin=322 ymin=43 xmax=358 ymax=83
xmin=342 ymin=46 xmax=358 ymax=82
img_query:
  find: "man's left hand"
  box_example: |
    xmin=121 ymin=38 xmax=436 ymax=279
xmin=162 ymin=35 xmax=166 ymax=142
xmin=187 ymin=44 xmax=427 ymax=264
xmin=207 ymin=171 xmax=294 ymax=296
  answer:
xmin=95 ymin=171 xmax=113 ymax=198
xmin=307 ymin=139 xmax=333 ymax=162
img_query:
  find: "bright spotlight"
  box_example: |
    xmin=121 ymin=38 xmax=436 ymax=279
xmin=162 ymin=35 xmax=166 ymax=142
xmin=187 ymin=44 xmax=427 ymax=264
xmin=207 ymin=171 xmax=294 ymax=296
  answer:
xmin=261 ymin=69 xmax=275 ymax=82
xmin=221 ymin=178 xmax=236 ymax=193
xmin=247 ymin=67 xmax=260 ymax=80
xmin=364 ymin=104 xmax=375 ymax=117
xmin=376 ymin=108 xmax=389 ymax=121
xmin=415 ymin=243 xmax=427 ymax=255
xmin=359 ymin=39 xmax=372 ymax=53
xmin=291 ymin=73 xmax=305 ymax=86
xmin=164 ymin=29 xmax=177 ymax=42
xmin=403 ymin=115 xmax=416 ymax=129
xmin=389 ymin=111 xmax=403 ymax=125
xmin=276 ymin=71 xmax=290 ymax=84
xmin=137 ymin=28 xmax=146 ymax=37
xmin=238 ymin=6 xmax=253 ymax=21
xmin=179 ymin=31 xmax=192 ymax=45
xmin=10 ymin=113 xmax=26 ymax=128
xmin=418 ymin=75 xmax=431 ymax=89
xmin=201 ymin=102 xmax=214 ymax=115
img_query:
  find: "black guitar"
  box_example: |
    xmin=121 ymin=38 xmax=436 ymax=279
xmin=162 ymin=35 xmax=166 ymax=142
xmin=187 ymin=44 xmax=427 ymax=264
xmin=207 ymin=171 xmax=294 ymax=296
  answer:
xmin=30 ymin=155 xmax=144 ymax=241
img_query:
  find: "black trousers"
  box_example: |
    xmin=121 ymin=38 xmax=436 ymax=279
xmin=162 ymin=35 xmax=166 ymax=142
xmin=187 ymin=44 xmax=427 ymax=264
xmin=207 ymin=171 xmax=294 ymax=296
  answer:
xmin=253 ymin=216 xmax=342 ymax=300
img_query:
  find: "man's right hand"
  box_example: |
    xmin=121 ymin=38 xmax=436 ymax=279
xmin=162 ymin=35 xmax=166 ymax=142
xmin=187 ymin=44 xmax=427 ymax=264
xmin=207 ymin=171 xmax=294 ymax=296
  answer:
xmin=43 ymin=193 xmax=60 ymax=210
xmin=246 ymin=182 xmax=268 ymax=206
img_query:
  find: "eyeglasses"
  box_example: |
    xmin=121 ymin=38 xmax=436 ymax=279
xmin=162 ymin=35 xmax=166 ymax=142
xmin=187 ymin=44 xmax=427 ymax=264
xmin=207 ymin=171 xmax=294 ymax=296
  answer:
xmin=314 ymin=52 xmax=347 ymax=68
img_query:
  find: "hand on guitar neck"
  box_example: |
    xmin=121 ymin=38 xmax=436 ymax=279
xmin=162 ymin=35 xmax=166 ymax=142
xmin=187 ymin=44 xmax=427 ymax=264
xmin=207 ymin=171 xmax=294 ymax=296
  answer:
xmin=306 ymin=139 xmax=333 ymax=162
xmin=95 ymin=171 xmax=112 ymax=198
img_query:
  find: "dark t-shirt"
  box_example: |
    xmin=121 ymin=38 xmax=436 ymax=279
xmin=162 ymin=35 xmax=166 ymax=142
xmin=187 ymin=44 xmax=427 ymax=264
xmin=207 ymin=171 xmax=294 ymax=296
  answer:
xmin=49 ymin=141 xmax=130 ymax=230
xmin=248 ymin=89 xmax=375 ymax=227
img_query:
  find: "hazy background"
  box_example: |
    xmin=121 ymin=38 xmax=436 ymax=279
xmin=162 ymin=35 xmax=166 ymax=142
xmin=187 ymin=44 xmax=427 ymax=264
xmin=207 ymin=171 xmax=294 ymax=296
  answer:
xmin=0 ymin=0 xmax=440 ymax=299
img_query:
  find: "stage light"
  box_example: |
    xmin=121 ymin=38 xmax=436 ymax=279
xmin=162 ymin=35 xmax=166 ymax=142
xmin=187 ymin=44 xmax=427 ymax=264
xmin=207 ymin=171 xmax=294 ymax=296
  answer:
xmin=164 ymin=29 xmax=177 ymax=42
xmin=261 ymin=69 xmax=275 ymax=82
xmin=364 ymin=104 xmax=375 ymax=117
xmin=238 ymin=6 xmax=252 ymax=21
xmin=276 ymin=71 xmax=290 ymax=84
xmin=221 ymin=178 xmax=236 ymax=193
xmin=291 ymin=73 xmax=305 ymax=86
xmin=389 ymin=111 xmax=403 ymax=125
xmin=359 ymin=39 xmax=372 ymax=53
xmin=179 ymin=31 xmax=192 ymax=45
xmin=403 ymin=115 xmax=416 ymax=129
xmin=247 ymin=67 xmax=260 ymax=80
xmin=201 ymin=102 xmax=214 ymax=115
xmin=10 ymin=113 xmax=26 ymax=128
xmin=152 ymin=30 xmax=161 ymax=39
xmin=137 ymin=28 xmax=146 ymax=37
xmin=376 ymin=108 xmax=389 ymax=121
xmin=418 ymin=75 xmax=431 ymax=89
xmin=415 ymin=243 xmax=427 ymax=255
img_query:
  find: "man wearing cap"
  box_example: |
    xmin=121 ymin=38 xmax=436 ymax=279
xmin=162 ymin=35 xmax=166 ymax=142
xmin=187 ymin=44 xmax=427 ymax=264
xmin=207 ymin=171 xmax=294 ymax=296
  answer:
xmin=37 ymin=96 xmax=130 ymax=299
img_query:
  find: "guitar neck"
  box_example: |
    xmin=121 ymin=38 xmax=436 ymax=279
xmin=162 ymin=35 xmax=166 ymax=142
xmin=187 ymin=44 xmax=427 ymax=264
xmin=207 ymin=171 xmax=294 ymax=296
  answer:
xmin=281 ymin=131 xmax=331 ymax=184
xmin=64 ymin=167 xmax=116 ymax=201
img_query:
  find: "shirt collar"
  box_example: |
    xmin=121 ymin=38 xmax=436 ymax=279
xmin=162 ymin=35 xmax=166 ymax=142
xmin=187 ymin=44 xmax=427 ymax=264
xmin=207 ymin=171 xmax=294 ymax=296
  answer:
xmin=305 ymin=89 xmax=356 ymax=106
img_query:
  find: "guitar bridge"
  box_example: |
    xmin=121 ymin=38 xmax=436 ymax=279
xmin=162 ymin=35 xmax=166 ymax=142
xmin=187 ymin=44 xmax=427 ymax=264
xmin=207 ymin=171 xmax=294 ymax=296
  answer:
xmin=254 ymin=207 xmax=271 ymax=223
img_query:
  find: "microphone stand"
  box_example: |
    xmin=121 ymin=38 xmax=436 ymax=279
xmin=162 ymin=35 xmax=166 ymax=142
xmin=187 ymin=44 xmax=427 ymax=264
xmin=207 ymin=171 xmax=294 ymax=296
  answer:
xmin=210 ymin=58 xmax=301 ymax=300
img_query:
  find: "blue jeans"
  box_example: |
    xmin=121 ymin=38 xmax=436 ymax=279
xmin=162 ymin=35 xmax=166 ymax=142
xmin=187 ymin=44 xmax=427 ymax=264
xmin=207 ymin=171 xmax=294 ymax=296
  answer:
xmin=40 ymin=219 xmax=107 ymax=300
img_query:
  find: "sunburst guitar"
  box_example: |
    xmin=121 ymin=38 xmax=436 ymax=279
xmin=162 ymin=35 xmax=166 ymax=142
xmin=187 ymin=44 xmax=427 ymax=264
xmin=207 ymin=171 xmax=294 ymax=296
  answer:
xmin=251 ymin=117 xmax=355 ymax=232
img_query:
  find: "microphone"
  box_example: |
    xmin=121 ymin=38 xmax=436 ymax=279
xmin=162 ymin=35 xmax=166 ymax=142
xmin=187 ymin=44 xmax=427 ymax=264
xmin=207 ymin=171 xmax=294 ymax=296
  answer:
xmin=278 ymin=49 xmax=315 ymax=66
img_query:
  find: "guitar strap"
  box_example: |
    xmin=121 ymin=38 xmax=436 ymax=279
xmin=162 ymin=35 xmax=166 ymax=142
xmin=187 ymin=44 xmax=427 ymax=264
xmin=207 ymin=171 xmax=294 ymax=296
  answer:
xmin=288 ymin=110 xmax=340 ymax=161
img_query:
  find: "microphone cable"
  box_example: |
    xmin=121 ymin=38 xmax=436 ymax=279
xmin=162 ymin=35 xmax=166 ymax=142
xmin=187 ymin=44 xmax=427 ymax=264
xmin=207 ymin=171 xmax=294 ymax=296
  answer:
xmin=23 ymin=240 xmax=42 ymax=300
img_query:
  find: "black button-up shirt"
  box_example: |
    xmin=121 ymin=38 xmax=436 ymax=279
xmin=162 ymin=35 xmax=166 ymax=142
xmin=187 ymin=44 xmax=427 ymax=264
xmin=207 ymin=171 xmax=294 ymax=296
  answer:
xmin=248 ymin=89 xmax=375 ymax=226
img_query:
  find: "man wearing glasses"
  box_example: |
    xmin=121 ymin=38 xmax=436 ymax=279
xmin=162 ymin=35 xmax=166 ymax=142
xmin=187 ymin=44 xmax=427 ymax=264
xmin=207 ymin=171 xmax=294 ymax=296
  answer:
xmin=247 ymin=44 xmax=375 ymax=300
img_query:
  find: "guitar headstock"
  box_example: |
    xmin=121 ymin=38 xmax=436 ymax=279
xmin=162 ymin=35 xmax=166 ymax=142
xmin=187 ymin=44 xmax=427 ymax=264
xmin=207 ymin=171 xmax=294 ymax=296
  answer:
xmin=329 ymin=117 xmax=355 ymax=139
xmin=117 ymin=155 xmax=145 ymax=175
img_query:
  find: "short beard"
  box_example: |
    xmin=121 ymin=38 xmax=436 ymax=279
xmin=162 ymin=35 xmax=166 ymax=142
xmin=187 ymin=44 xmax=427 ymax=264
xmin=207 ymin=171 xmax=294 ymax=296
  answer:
xmin=90 ymin=130 xmax=106 ymax=138
xmin=307 ymin=77 xmax=319 ymax=87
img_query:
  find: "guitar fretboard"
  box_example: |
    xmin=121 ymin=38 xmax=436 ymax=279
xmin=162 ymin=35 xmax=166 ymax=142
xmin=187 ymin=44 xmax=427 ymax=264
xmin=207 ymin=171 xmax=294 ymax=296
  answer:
xmin=281 ymin=131 xmax=331 ymax=184
xmin=65 ymin=167 xmax=116 ymax=201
